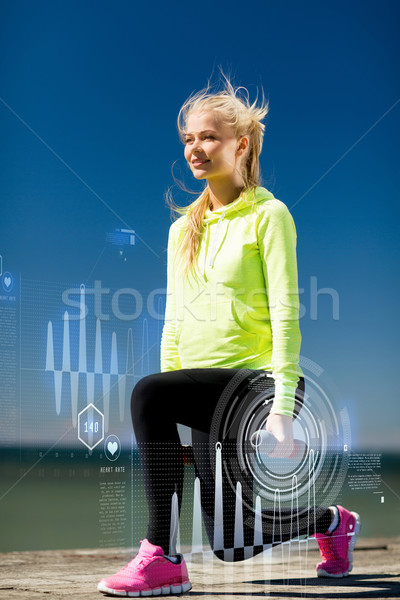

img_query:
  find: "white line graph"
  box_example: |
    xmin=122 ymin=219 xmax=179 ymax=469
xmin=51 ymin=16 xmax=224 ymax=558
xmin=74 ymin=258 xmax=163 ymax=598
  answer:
xmin=45 ymin=284 xmax=138 ymax=430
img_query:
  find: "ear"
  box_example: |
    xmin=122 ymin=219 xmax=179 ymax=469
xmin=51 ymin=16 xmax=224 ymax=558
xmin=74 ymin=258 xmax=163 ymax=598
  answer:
xmin=236 ymin=135 xmax=250 ymax=156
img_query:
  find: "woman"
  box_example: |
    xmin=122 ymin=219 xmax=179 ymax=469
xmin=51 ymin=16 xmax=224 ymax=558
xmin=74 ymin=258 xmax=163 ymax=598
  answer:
xmin=98 ymin=75 xmax=360 ymax=597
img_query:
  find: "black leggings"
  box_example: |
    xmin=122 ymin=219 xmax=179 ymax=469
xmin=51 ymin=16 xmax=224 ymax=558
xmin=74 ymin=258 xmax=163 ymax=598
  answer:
xmin=131 ymin=368 xmax=332 ymax=560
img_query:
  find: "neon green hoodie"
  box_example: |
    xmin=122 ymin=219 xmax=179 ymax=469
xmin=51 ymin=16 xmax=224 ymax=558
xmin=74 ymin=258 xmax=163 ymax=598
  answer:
xmin=160 ymin=186 xmax=304 ymax=416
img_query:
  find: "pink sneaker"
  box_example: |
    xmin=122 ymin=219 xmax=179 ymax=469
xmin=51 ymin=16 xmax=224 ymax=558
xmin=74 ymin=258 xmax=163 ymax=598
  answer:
xmin=313 ymin=505 xmax=361 ymax=578
xmin=97 ymin=539 xmax=192 ymax=596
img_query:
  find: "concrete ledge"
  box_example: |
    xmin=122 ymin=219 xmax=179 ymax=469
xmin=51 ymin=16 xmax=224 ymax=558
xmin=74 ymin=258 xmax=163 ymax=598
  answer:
xmin=0 ymin=537 xmax=399 ymax=599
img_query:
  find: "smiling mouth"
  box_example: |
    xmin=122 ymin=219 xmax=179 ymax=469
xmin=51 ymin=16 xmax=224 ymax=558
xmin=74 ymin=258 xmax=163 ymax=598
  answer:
xmin=192 ymin=159 xmax=210 ymax=166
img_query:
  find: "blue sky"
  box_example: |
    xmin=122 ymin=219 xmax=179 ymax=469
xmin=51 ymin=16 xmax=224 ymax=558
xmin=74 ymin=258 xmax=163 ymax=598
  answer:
xmin=0 ymin=0 xmax=399 ymax=450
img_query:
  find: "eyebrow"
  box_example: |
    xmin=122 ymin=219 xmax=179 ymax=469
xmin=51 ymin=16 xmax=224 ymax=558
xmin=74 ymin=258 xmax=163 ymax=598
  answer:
xmin=183 ymin=129 xmax=217 ymax=137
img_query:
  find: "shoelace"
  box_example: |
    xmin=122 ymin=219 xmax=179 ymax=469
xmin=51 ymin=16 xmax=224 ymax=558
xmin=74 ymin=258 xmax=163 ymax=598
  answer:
xmin=120 ymin=553 xmax=154 ymax=574
xmin=316 ymin=534 xmax=339 ymax=562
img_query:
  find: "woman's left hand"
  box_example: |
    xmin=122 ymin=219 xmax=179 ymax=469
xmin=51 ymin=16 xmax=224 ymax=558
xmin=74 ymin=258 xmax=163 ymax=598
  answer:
xmin=265 ymin=413 xmax=294 ymax=458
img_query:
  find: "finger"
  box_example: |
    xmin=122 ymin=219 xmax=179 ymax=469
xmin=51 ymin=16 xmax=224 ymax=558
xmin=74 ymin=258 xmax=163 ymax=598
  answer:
xmin=268 ymin=441 xmax=294 ymax=459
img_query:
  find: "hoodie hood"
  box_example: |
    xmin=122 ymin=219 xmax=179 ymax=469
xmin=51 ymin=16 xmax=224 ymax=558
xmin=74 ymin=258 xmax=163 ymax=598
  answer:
xmin=202 ymin=186 xmax=275 ymax=223
xmin=199 ymin=186 xmax=275 ymax=276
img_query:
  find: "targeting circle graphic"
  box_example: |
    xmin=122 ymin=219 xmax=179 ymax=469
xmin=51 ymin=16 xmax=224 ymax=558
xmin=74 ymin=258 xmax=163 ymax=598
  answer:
xmin=209 ymin=361 xmax=351 ymax=535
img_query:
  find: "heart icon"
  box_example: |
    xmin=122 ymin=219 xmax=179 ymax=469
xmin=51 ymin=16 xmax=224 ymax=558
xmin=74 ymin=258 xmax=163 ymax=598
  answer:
xmin=4 ymin=276 xmax=11 ymax=289
xmin=107 ymin=441 xmax=118 ymax=456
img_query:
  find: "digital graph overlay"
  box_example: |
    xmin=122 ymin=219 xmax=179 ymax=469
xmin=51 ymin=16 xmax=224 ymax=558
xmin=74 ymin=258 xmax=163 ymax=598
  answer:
xmin=168 ymin=445 xmax=323 ymax=567
xmin=45 ymin=284 xmax=139 ymax=430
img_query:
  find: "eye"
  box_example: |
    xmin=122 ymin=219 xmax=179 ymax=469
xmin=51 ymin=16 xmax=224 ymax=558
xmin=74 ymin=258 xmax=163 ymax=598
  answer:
xmin=205 ymin=135 xmax=215 ymax=140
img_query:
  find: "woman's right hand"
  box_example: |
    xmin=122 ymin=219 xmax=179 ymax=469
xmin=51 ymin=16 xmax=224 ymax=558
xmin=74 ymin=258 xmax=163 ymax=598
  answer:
xmin=265 ymin=413 xmax=294 ymax=458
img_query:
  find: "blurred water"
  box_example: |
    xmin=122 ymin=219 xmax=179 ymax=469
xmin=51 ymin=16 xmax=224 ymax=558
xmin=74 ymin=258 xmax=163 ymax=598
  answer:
xmin=0 ymin=448 xmax=399 ymax=552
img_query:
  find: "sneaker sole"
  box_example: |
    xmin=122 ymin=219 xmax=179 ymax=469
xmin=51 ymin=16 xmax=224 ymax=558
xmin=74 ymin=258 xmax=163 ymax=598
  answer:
xmin=317 ymin=511 xmax=361 ymax=578
xmin=97 ymin=580 xmax=192 ymax=597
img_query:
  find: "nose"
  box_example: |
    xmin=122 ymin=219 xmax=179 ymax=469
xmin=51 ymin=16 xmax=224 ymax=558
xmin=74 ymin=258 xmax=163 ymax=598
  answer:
xmin=192 ymin=144 xmax=206 ymax=157
xmin=192 ymin=141 xmax=203 ymax=155
xmin=186 ymin=135 xmax=203 ymax=154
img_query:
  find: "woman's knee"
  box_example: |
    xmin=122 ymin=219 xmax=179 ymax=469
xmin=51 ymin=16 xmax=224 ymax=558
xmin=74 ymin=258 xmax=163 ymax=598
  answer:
xmin=130 ymin=373 xmax=164 ymax=422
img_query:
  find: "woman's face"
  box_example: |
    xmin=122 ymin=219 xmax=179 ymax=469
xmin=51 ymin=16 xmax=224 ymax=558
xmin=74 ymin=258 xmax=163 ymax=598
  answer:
xmin=184 ymin=111 xmax=244 ymax=182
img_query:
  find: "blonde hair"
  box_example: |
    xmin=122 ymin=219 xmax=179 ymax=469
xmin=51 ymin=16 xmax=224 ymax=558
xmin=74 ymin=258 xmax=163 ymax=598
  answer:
xmin=167 ymin=71 xmax=269 ymax=276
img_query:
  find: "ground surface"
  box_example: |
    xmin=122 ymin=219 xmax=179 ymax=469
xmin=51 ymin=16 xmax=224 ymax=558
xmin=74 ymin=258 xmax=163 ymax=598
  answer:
xmin=0 ymin=537 xmax=399 ymax=599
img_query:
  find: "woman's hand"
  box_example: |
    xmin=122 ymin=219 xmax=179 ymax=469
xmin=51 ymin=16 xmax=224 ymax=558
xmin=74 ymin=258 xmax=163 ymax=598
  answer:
xmin=265 ymin=413 xmax=294 ymax=458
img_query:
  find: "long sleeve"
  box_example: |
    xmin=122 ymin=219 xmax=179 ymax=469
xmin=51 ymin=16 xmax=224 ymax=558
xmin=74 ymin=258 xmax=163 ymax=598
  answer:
xmin=160 ymin=222 xmax=182 ymax=372
xmin=257 ymin=201 xmax=302 ymax=416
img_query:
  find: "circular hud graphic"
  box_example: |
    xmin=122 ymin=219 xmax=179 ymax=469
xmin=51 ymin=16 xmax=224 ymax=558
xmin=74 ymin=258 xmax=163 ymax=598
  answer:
xmin=209 ymin=363 xmax=351 ymax=536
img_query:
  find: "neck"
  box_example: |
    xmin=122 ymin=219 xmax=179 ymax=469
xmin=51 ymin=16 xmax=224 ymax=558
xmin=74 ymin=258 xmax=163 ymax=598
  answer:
xmin=207 ymin=177 xmax=245 ymax=211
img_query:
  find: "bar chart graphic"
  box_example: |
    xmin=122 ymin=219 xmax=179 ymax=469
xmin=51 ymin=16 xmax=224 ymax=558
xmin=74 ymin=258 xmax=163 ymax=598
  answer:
xmin=170 ymin=442 xmax=321 ymax=565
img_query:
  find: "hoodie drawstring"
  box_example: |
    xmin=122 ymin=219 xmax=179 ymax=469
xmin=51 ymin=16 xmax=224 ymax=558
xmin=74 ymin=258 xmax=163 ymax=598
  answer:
xmin=208 ymin=211 xmax=225 ymax=268
xmin=200 ymin=211 xmax=226 ymax=277
xmin=200 ymin=222 xmax=209 ymax=277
